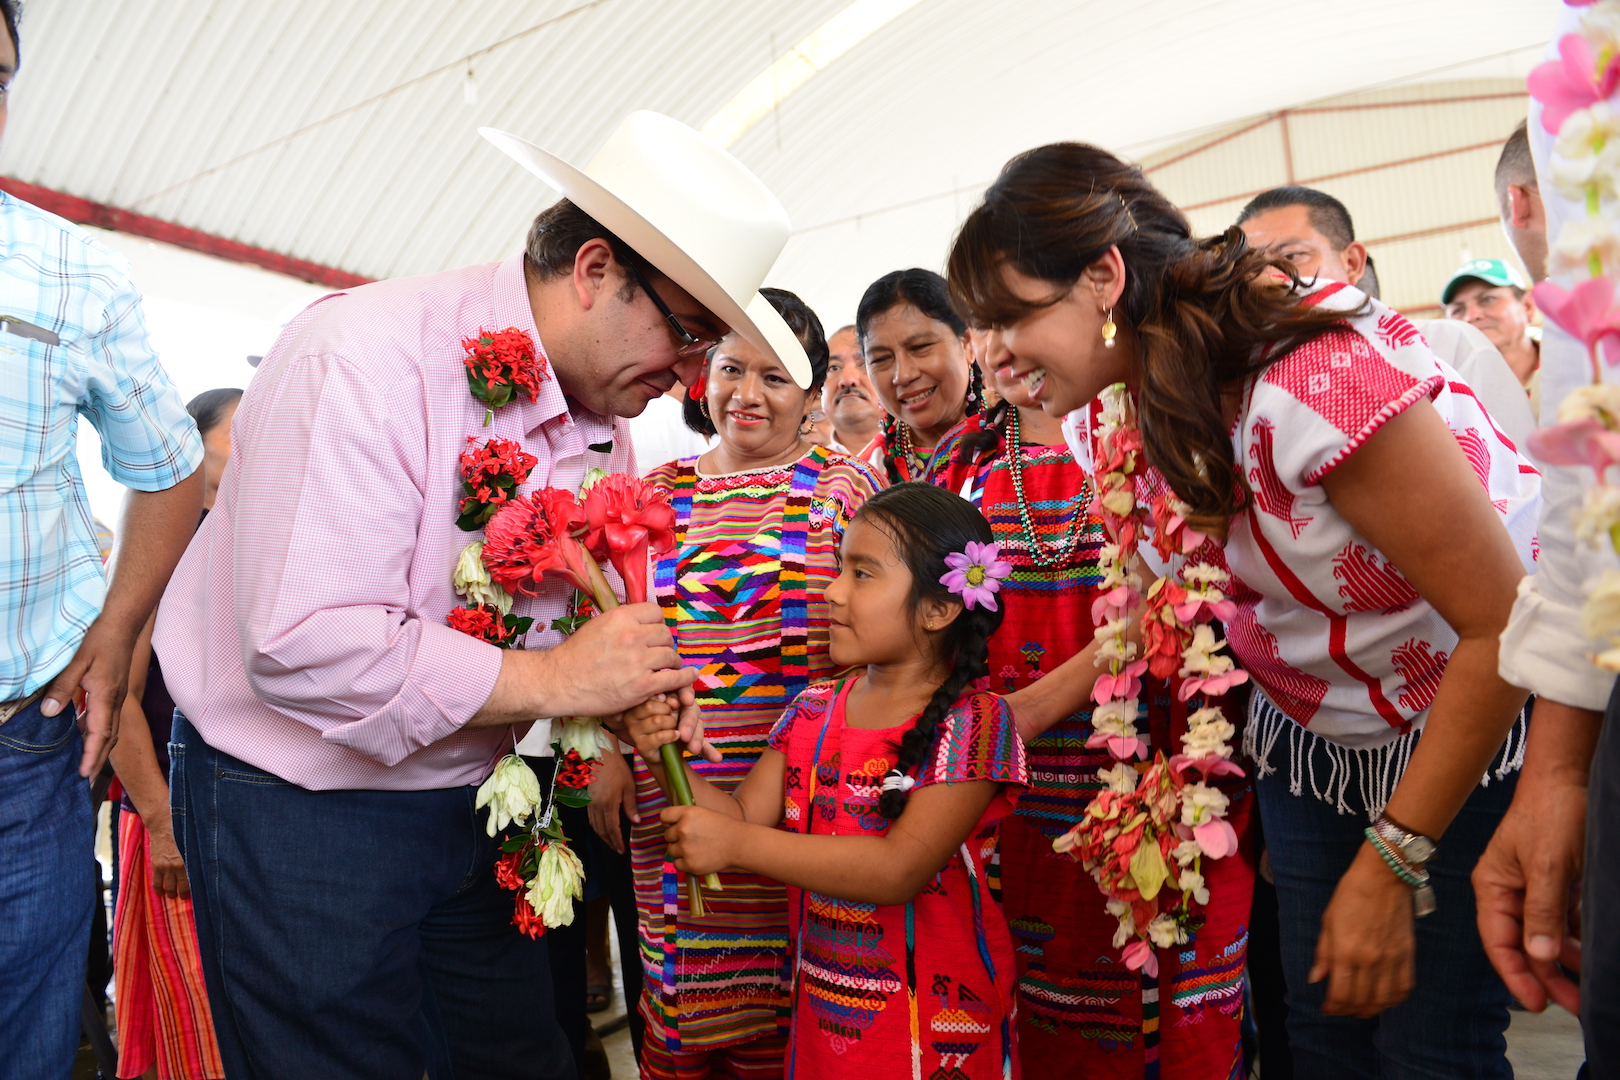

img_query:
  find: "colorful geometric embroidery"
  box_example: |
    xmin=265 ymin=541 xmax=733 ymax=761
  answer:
xmin=801 ymin=892 xmax=900 ymax=1055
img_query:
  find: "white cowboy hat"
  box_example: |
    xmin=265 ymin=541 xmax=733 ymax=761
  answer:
xmin=480 ymin=112 xmax=811 ymax=388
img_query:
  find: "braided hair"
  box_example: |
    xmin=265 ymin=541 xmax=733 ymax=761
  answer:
xmin=854 ymin=482 xmax=1005 ymax=819
xmin=856 ymin=269 xmax=983 ymax=484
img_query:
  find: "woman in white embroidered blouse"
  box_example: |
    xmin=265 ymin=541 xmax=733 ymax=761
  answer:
xmin=946 ymin=142 xmax=1539 ymax=1079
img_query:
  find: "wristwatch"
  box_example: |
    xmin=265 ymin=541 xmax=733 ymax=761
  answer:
xmin=1372 ymin=813 xmax=1437 ymax=867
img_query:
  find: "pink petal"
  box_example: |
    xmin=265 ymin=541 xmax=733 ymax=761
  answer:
xmin=1194 ymin=818 xmax=1239 ymax=860
xmin=1122 ymin=939 xmax=1159 ymax=978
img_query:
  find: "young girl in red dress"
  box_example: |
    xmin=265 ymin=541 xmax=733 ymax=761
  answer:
xmin=626 ymin=482 xmax=1029 ymax=1080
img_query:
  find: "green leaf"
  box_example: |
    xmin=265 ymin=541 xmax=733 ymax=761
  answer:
xmin=505 ymin=615 xmax=535 ymax=636
xmin=587 ymin=439 xmax=614 ymax=454
xmin=554 ymin=788 xmax=593 ymax=808
xmin=1130 ymin=836 xmax=1169 ymax=901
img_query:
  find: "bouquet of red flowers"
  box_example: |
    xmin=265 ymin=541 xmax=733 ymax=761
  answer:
xmin=463 ymin=327 xmax=548 ymax=424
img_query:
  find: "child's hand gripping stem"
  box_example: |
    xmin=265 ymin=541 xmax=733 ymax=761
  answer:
xmin=626 ymin=696 xmax=724 ymax=912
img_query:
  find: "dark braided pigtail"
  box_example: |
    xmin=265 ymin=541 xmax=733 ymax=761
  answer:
xmin=851 ymin=482 xmax=1006 ymax=820
xmin=964 ymin=358 xmax=985 ymax=418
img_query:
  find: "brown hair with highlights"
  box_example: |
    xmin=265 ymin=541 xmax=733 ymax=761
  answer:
xmin=946 ymin=142 xmax=1358 ymax=535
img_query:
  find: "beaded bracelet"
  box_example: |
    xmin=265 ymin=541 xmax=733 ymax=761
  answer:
xmin=1365 ymin=827 xmax=1438 ymax=917
xmin=1364 ymin=827 xmax=1427 ymax=889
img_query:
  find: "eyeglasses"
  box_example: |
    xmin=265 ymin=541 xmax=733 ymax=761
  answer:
xmin=628 ymin=262 xmax=724 ymax=359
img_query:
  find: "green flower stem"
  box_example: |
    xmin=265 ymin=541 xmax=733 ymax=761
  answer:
xmin=661 ymin=742 xmax=724 ymax=903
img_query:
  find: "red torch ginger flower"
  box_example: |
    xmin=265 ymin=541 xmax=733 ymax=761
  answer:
xmin=482 ymin=490 xmax=593 ymax=597
xmin=582 ymin=473 xmax=677 ymax=604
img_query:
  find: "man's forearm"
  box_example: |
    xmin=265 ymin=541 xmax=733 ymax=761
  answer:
xmin=1522 ymin=697 xmax=1605 ymax=785
xmin=103 ymin=469 xmax=203 ymax=636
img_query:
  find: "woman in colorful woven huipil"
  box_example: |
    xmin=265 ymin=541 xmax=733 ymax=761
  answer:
xmin=931 ymin=369 xmax=1254 ymax=1078
xmin=857 ymin=268 xmax=983 ymax=484
xmin=628 ymin=287 xmax=880 ymax=1079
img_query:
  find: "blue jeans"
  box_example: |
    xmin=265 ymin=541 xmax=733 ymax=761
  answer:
xmin=1257 ymin=765 xmax=1515 ymax=1078
xmin=171 ymin=713 xmax=577 ymax=1080
xmin=0 ymin=697 xmax=94 ymax=1080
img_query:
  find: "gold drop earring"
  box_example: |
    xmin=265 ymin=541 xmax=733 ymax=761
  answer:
xmin=1101 ymin=308 xmax=1117 ymax=349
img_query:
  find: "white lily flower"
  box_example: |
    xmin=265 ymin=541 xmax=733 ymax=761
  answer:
xmin=556 ymin=717 xmax=606 ymax=761
xmin=531 ymin=840 xmax=586 ymax=928
xmin=474 ymin=753 xmax=541 ymax=836
xmin=453 ymin=541 xmax=512 ymax=615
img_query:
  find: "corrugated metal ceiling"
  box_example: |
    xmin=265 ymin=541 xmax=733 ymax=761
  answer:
xmin=1 ymin=0 xmax=1561 ymax=325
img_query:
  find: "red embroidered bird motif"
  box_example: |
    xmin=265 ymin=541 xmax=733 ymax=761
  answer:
xmin=1331 ymin=542 xmax=1418 ymax=613
xmin=1247 ymin=418 xmax=1312 ymax=538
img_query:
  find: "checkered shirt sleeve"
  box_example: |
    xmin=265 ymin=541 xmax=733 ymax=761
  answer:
xmin=0 ymin=192 xmax=201 ymax=699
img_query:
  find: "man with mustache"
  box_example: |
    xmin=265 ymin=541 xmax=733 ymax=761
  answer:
xmin=821 ymin=324 xmax=884 ymax=458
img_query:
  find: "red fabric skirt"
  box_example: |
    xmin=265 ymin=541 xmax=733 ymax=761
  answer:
xmin=113 ymin=809 xmax=224 ymax=1080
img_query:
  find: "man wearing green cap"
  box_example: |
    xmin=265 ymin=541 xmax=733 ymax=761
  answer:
xmin=1443 ymin=258 xmax=1540 ymax=393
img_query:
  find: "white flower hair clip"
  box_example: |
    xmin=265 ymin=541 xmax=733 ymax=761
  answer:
xmin=940 ymin=540 xmax=1013 ymax=611
xmin=880 ymin=769 xmax=917 ymax=793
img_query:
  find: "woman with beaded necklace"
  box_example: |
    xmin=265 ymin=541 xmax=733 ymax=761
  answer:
xmin=857 ymin=269 xmax=983 ymax=484
xmin=930 ymin=369 xmax=1254 ymax=1077
xmin=947 ymin=141 xmax=1537 ymax=1080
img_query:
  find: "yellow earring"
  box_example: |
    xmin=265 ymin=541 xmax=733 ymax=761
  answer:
xmin=1101 ymin=308 xmax=1117 ymax=349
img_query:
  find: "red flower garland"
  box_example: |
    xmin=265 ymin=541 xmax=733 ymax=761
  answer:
xmin=457 ymin=436 xmax=538 ymax=531
xmin=445 ymin=602 xmax=533 ymax=648
xmin=463 ymin=327 xmax=547 ymax=419
xmin=554 ymin=749 xmax=599 ymax=790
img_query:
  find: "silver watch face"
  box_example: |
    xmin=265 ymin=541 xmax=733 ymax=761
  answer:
xmin=1401 ymin=835 xmax=1436 ymax=864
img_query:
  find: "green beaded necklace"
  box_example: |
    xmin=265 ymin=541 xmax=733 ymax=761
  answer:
xmin=1006 ymin=406 xmax=1090 ymax=569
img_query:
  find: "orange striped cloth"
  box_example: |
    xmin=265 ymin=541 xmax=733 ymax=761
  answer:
xmin=113 ymin=809 xmax=224 ymax=1080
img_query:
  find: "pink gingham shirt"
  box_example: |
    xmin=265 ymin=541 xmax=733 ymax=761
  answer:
xmin=153 ymin=255 xmax=633 ymax=790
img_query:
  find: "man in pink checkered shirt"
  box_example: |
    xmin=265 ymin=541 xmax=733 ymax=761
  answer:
xmin=153 ymin=115 xmax=810 ymax=1079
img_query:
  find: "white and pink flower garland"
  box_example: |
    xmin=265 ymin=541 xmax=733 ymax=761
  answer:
xmin=1526 ymin=0 xmax=1620 ymax=670
xmin=1053 ymin=385 xmax=1247 ymax=976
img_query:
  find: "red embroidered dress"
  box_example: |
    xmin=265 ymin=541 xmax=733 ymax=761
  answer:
xmin=932 ymin=416 xmax=1252 ymax=1078
xmin=632 ymin=448 xmax=879 ymax=1057
xmin=769 ymin=679 xmax=1028 ymax=1080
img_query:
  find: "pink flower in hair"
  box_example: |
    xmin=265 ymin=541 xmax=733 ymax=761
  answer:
xmin=941 ymin=541 xmax=1013 ymax=612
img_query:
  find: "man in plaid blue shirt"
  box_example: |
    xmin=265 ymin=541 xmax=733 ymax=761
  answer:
xmin=0 ymin=6 xmax=204 ymax=1075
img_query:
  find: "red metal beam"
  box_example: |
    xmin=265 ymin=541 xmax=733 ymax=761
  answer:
xmin=0 ymin=176 xmax=373 ymax=290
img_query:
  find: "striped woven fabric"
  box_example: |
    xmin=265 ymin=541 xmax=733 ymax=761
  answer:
xmin=113 ymin=809 xmax=225 ymax=1080
xmin=631 ymin=447 xmax=879 ymax=1055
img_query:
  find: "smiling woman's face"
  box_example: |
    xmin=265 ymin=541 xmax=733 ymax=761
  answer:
xmin=705 ymin=333 xmax=812 ymax=463
xmin=982 ymin=262 xmax=1131 ymax=418
xmin=861 ymin=303 xmax=971 ymax=445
